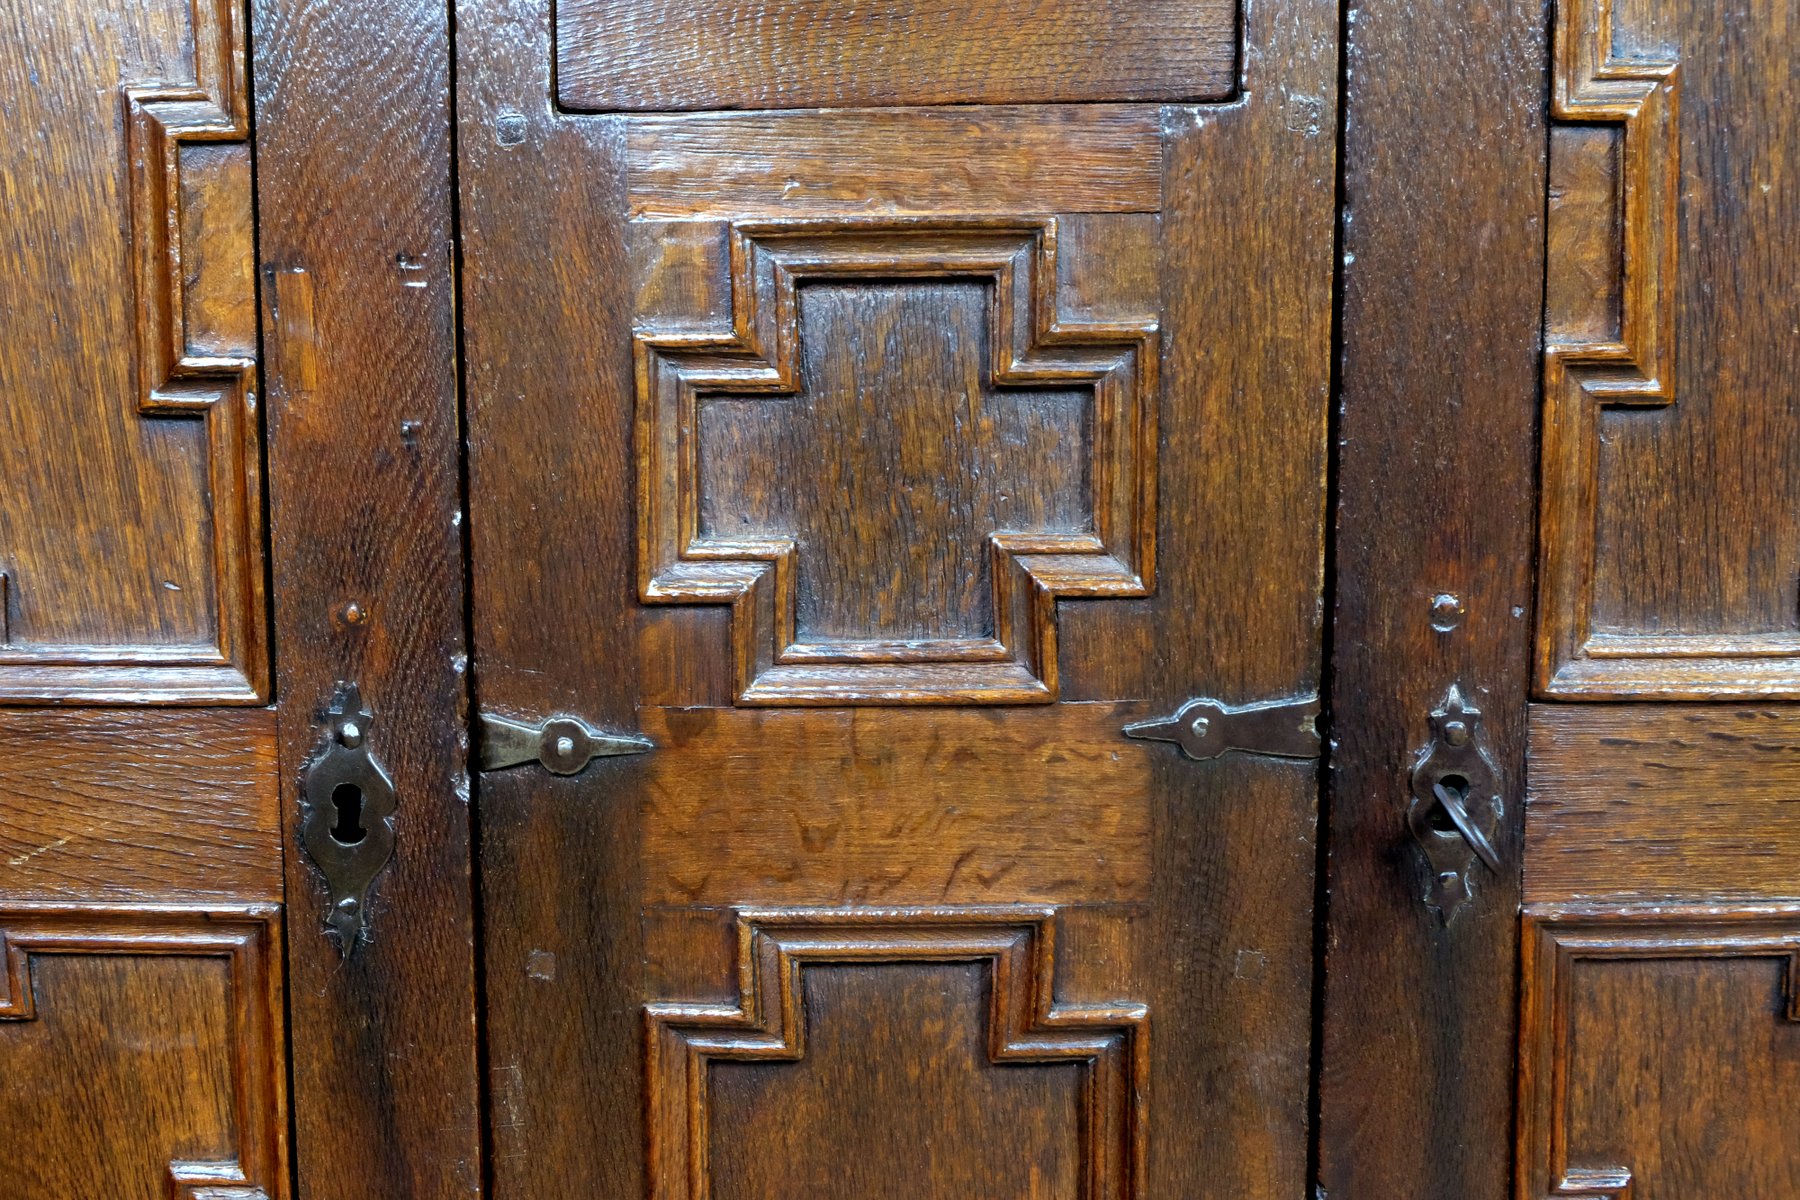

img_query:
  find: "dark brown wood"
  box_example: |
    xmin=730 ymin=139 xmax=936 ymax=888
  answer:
xmin=1517 ymin=2 xmax=1800 ymax=1193
xmin=458 ymin=1 xmax=1336 ymax=1196
xmin=646 ymin=909 xmax=1146 ymax=1200
xmin=1537 ymin=0 xmax=1800 ymax=697
xmin=1319 ymin=2 xmax=1549 ymax=1199
xmin=0 ymin=708 xmax=278 ymax=903
xmin=1518 ymin=906 xmax=1800 ymax=1199
xmin=0 ymin=0 xmax=265 ymax=703
xmin=635 ymin=705 xmax=1153 ymax=905
xmin=0 ymin=904 xmax=287 ymax=1200
xmin=633 ymin=218 xmax=1157 ymax=705
xmin=1527 ymin=705 xmax=1800 ymax=904
xmin=556 ymin=0 xmax=1236 ymax=112
xmin=252 ymin=0 xmax=481 ymax=1195
xmin=625 ymin=107 xmax=1163 ymax=219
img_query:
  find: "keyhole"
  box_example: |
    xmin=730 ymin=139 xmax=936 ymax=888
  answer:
xmin=1427 ymin=774 xmax=1469 ymax=833
xmin=330 ymin=782 xmax=367 ymax=845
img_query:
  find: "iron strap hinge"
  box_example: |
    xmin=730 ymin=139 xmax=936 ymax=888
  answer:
xmin=1122 ymin=694 xmax=1322 ymax=762
xmin=476 ymin=711 xmax=655 ymax=776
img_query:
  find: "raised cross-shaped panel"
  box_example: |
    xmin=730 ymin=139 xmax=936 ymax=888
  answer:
xmin=645 ymin=908 xmax=1147 ymax=1200
xmin=635 ymin=218 xmax=1159 ymax=705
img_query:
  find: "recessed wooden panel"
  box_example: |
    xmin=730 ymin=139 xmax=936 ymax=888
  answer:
xmin=634 ymin=218 xmax=1157 ymax=705
xmin=0 ymin=905 xmax=287 ymax=1199
xmin=0 ymin=708 xmax=279 ymax=903
xmin=1526 ymin=704 xmax=1800 ymax=904
xmin=1519 ymin=907 xmax=1800 ymax=1199
xmin=0 ymin=0 xmax=266 ymax=703
xmin=1537 ymin=0 xmax=1800 ymax=696
xmin=645 ymin=909 xmax=1145 ymax=1200
xmin=558 ymin=0 xmax=1237 ymax=112
xmin=709 ymin=963 xmax=1083 ymax=1200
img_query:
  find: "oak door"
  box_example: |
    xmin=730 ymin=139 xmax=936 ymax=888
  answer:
xmin=455 ymin=1 xmax=1336 ymax=1195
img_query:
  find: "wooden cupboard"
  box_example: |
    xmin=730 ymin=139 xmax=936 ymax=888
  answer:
xmin=1 ymin=0 xmax=1796 ymax=1196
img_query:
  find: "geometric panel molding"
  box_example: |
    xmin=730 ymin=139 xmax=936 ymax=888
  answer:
xmin=1536 ymin=0 xmax=1682 ymax=698
xmin=1536 ymin=0 xmax=1800 ymax=696
xmin=1517 ymin=905 xmax=1800 ymax=1200
xmin=0 ymin=0 xmax=266 ymax=703
xmin=0 ymin=904 xmax=287 ymax=1198
xmin=646 ymin=908 xmax=1147 ymax=1199
xmin=635 ymin=219 xmax=1158 ymax=705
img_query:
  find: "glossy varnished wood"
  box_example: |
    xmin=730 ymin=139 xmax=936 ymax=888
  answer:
xmin=633 ymin=217 xmax=1157 ymax=704
xmin=557 ymin=0 xmax=1236 ymax=112
xmin=646 ymin=909 xmax=1146 ymax=1200
xmin=1319 ymin=0 xmax=1549 ymax=1196
xmin=634 ymin=704 xmax=1153 ymax=906
xmin=252 ymin=0 xmax=481 ymax=1194
xmin=0 ymin=0 xmax=265 ymax=703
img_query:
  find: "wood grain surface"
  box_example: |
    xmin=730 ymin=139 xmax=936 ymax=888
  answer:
xmin=457 ymin=0 xmax=1336 ymax=1194
xmin=0 ymin=708 xmax=278 ymax=903
xmin=1518 ymin=906 xmax=1800 ymax=1199
xmin=0 ymin=0 xmax=266 ymax=703
xmin=1318 ymin=0 xmax=1550 ymax=1197
xmin=1527 ymin=705 xmax=1800 ymax=904
xmin=1538 ymin=0 xmax=1800 ymax=696
xmin=253 ymin=0 xmax=481 ymax=1194
xmin=0 ymin=905 xmax=287 ymax=1200
xmin=625 ymin=106 xmax=1164 ymax=218
xmin=558 ymin=0 xmax=1236 ymax=111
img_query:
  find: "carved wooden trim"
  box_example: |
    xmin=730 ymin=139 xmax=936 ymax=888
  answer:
xmin=0 ymin=903 xmax=287 ymax=1199
xmin=1516 ymin=905 xmax=1800 ymax=1200
xmin=1533 ymin=0 xmax=1732 ymax=697
xmin=645 ymin=907 xmax=1148 ymax=1200
xmin=0 ymin=0 xmax=267 ymax=704
xmin=636 ymin=218 xmax=1158 ymax=705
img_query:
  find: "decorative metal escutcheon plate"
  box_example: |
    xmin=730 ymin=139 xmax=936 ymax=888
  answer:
xmin=1407 ymin=683 xmax=1504 ymax=922
xmin=299 ymin=682 xmax=396 ymax=953
xmin=1123 ymin=695 xmax=1322 ymax=762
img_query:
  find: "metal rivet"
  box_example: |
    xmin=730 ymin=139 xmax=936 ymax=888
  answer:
xmin=554 ymin=736 xmax=576 ymax=757
xmin=1430 ymin=593 xmax=1464 ymax=632
xmin=1442 ymin=719 xmax=1469 ymax=747
xmin=338 ymin=721 xmax=363 ymax=748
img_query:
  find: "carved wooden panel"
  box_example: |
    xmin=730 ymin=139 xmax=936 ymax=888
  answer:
xmin=0 ymin=905 xmax=286 ymax=1199
xmin=634 ymin=218 xmax=1157 ymax=705
xmin=461 ymin=0 xmax=1335 ymax=1194
xmin=646 ymin=908 xmax=1146 ymax=1200
xmin=1537 ymin=0 xmax=1800 ymax=696
xmin=557 ymin=0 xmax=1236 ymax=112
xmin=1518 ymin=906 xmax=1800 ymax=1198
xmin=0 ymin=0 xmax=266 ymax=703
